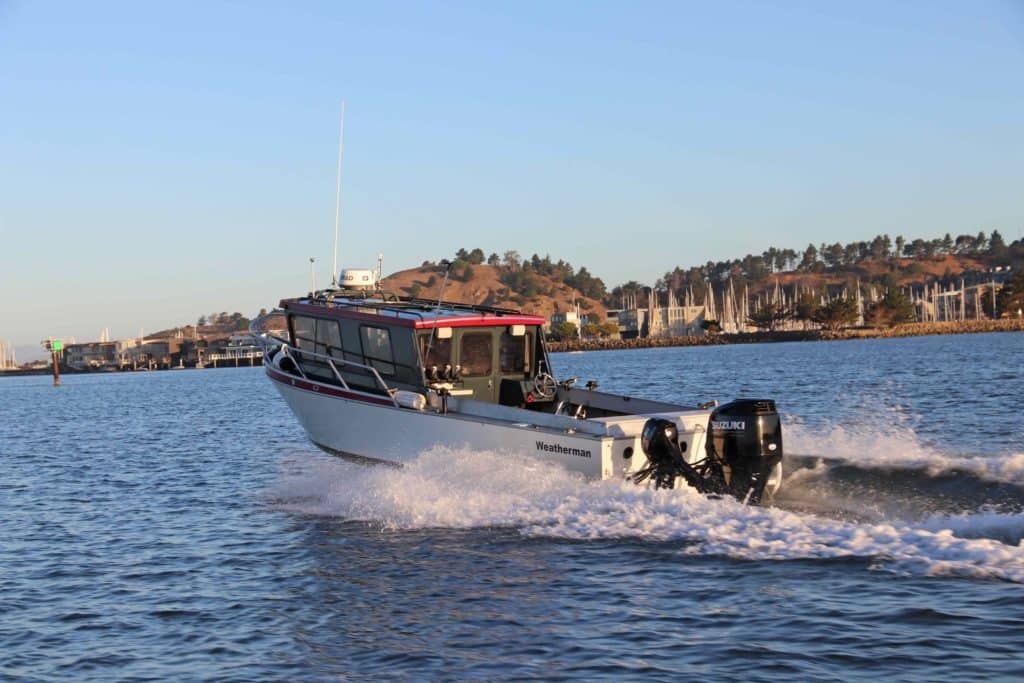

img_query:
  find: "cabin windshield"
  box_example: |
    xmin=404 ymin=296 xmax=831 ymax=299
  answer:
xmin=415 ymin=324 xmax=546 ymax=405
xmin=499 ymin=331 xmax=529 ymax=373
xmin=418 ymin=334 xmax=452 ymax=371
xmin=460 ymin=332 xmax=493 ymax=376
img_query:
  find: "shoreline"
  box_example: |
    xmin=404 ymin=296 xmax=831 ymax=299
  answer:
xmin=546 ymin=318 xmax=1024 ymax=353
xmin=0 ymin=363 xmax=262 ymax=379
xmin=4 ymin=320 xmax=1021 ymax=375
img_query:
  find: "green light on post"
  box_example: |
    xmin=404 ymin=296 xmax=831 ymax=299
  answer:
xmin=51 ymin=340 xmax=63 ymax=351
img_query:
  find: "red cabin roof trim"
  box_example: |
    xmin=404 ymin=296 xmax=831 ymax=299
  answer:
xmin=412 ymin=315 xmax=546 ymax=329
xmin=282 ymin=300 xmax=545 ymax=330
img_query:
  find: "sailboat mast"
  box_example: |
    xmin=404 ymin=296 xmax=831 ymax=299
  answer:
xmin=331 ymin=101 xmax=346 ymax=286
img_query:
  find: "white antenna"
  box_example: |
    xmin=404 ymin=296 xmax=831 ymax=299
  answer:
xmin=331 ymin=101 xmax=346 ymax=286
xmin=310 ymin=257 xmax=317 ymax=294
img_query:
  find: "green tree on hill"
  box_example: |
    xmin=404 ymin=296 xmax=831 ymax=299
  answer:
xmin=866 ymin=287 xmax=916 ymax=327
xmin=793 ymin=292 xmax=819 ymax=324
xmin=990 ymin=230 xmax=1009 ymax=264
xmin=565 ymin=266 xmax=606 ymax=300
xmin=824 ymin=243 xmax=844 ymax=269
xmin=975 ymin=231 xmax=988 ymax=252
xmin=701 ymin=319 xmax=721 ymax=334
xmin=995 ymin=269 xmax=1024 ymax=318
xmin=812 ymin=297 xmax=859 ymax=331
xmin=552 ymin=321 xmax=578 ymax=340
xmin=581 ymin=321 xmax=619 ymax=338
xmin=747 ymin=302 xmax=791 ymax=331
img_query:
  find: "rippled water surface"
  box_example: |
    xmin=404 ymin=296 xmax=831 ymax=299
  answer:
xmin=3 ymin=332 xmax=1024 ymax=681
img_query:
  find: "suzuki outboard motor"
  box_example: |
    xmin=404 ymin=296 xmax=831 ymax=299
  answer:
xmin=636 ymin=419 xmax=704 ymax=491
xmin=634 ymin=399 xmax=783 ymax=505
xmin=706 ymin=399 xmax=783 ymax=504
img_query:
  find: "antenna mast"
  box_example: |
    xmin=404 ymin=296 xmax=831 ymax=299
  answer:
xmin=331 ymin=101 xmax=346 ymax=286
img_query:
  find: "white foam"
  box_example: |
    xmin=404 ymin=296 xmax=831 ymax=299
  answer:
xmin=922 ymin=510 xmax=1024 ymax=545
xmin=273 ymin=446 xmax=1024 ymax=583
xmin=786 ymin=420 xmax=1024 ymax=486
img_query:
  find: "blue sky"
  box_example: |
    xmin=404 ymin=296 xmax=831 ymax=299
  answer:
xmin=1 ymin=0 xmax=1022 ymax=348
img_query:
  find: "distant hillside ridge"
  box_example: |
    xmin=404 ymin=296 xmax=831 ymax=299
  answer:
xmin=381 ymin=234 xmax=1021 ymax=321
xmin=130 ymin=231 xmax=1023 ymax=351
xmin=381 ymin=249 xmax=608 ymax=322
xmin=614 ymin=230 xmax=1023 ymax=308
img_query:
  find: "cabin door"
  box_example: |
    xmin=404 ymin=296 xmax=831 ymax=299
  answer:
xmin=455 ymin=329 xmax=497 ymax=403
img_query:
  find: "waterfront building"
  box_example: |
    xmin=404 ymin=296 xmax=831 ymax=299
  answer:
xmin=206 ymin=334 xmax=263 ymax=367
xmin=549 ymin=308 xmax=588 ymax=333
xmin=64 ymin=341 xmax=121 ymax=370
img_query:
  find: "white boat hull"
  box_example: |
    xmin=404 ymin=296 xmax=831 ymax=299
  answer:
xmin=269 ymin=367 xmax=621 ymax=479
xmin=267 ymin=366 xmax=782 ymax=498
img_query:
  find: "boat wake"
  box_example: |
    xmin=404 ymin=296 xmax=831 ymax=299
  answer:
xmin=271 ymin=423 xmax=1024 ymax=583
xmin=781 ymin=422 xmax=1024 ymax=523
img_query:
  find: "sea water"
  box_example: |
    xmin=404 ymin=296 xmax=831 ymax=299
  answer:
xmin=2 ymin=333 xmax=1023 ymax=680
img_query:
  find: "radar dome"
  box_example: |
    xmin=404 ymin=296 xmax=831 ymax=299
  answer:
xmin=339 ymin=268 xmax=376 ymax=290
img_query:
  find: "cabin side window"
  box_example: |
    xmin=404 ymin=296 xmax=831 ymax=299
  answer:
xmin=359 ymin=325 xmax=396 ymax=376
xmin=460 ymin=332 xmax=493 ymax=377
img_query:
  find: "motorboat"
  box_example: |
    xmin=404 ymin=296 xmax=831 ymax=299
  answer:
xmin=252 ymin=268 xmax=784 ymax=504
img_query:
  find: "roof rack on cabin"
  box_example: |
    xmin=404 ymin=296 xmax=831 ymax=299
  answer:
xmin=296 ymin=289 xmax=525 ymax=321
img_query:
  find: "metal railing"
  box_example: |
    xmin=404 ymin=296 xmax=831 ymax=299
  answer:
xmin=259 ymin=336 xmax=400 ymax=408
xmin=286 ymin=290 xmax=525 ymax=324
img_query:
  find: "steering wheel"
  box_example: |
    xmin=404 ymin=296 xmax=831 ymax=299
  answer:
xmin=531 ymin=372 xmax=558 ymax=400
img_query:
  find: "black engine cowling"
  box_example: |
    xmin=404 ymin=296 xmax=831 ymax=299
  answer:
xmin=706 ymin=399 xmax=783 ymax=504
xmin=634 ymin=399 xmax=783 ymax=505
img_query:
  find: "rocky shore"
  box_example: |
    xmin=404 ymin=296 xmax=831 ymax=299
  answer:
xmin=547 ymin=318 xmax=1024 ymax=353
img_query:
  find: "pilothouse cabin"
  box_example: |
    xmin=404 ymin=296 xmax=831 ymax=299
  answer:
xmin=279 ymin=289 xmax=552 ymax=408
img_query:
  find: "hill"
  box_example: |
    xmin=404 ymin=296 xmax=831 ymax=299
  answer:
xmin=632 ymin=231 xmax=1023 ymax=312
xmin=381 ymin=264 xmax=607 ymax=321
xmin=769 ymin=254 xmax=988 ymax=290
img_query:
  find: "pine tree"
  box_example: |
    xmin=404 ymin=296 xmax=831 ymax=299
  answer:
xmin=812 ymin=297 xmax=859 ymax=331
xmin=867 ymin=288 xmax=915 ymax=327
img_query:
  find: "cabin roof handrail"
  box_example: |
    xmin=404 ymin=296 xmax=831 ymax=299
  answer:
xmin=283 ymin=291 xmax=526 ymax=322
